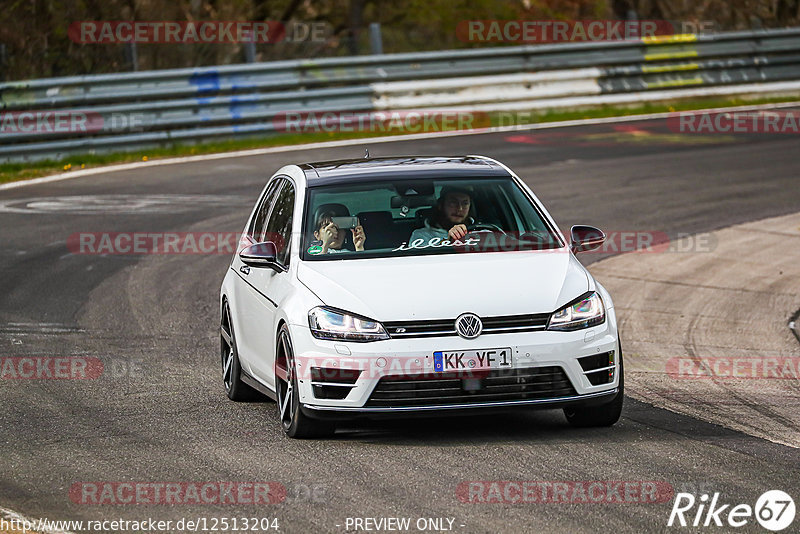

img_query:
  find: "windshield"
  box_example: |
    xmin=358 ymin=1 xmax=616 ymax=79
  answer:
xmin=301 ymin=177 xmax=563 ymax=260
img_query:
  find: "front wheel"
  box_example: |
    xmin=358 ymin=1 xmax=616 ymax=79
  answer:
xmin=275 ymin=325 xmax=335 ymax=439
xmin=564 ymin=343 xmax=624 ymax=428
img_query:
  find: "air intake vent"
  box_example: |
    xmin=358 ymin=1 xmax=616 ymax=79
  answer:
xmin=310 ymin=367 xmax=360 ymax=400
xmin=578 ymin=351 xmax=615 ymax=386
xmin=365 ymin=366 xmax=575 ymax=408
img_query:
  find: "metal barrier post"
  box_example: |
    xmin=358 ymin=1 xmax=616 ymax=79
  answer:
xmin=370 ymin=23 xmax=383 ymax=55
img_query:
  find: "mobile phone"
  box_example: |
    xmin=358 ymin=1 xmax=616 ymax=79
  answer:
xmin=331 ymin=216 xmax=360 ymax=229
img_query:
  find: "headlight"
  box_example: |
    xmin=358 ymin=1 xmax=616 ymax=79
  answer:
xmin=308 ymin=307 xmax=389 ymax=342
xmin=548 ymin=292 xmax=605 ymax=331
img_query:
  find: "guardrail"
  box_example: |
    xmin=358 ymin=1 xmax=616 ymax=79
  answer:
xmin=2 ymin=28 xmax=800 ymax=163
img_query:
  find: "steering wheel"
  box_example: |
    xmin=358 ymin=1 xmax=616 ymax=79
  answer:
xmin=518 ymin=230 xmax=548 ymax=243
xmin=466 ymin=223 xmax=506 ymax=234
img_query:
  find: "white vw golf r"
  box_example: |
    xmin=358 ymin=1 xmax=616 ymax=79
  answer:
xmin=219 ymin=156 xmax=622 ymax=438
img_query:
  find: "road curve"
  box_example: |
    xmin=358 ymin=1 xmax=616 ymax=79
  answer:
xmin=592 ymin=212 xmax=800 ymax=448
xmin=1 ymin=117 xmax=799 ymax=533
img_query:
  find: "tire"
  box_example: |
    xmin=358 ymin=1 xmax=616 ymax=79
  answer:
xmin=564 ymin=340 xmax=624 ymax=428
xmin=220 ymin=300 xmax=261 ymax=401
xmin=275 ymin=324 xmax=335 ymax=439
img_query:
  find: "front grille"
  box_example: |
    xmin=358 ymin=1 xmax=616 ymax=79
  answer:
xmin=364 ymin=366 xmax=576 ymax=408
xmin=384 ymin=313 xmax=550 ymax=339
xmin=383 ymin=319 xmax=454 ymax=338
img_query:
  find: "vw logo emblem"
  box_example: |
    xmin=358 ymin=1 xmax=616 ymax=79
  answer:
xmin=455 ymin=313 xmax=482 ymax=339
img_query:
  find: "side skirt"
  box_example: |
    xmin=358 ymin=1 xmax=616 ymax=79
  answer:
xmin=241 ymin=369 xmax=278 ymax=401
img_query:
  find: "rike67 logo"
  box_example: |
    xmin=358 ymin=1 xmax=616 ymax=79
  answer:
xmin=668 ymin=490 xmax=795 ymax=531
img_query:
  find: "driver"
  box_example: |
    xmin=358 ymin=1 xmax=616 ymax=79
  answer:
xmin=409 ymin=186 xmax=473 ymax=243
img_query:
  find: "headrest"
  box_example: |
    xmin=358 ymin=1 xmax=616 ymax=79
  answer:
xmin=357 ymin=211 xmax=393 ymax=229
xmin=313 ymin=203 xmax=350 ymax=228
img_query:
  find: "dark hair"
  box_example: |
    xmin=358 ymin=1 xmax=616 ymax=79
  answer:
xmin=438 ymin=186 xmax=472 ymax=203
xmin=314 ymin=211 xmax=337 ymax=232
xmin=313 ymin=210 xmax=353 ymax=249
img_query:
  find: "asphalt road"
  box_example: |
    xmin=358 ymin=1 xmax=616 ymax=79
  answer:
xmin=1 ymin=117 xmax=799 ymax=534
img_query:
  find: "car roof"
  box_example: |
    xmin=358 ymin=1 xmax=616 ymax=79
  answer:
xmin=298 ymin=156 xmax=511 ymax=187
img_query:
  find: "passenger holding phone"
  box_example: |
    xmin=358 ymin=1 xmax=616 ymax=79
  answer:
xmin=311 ymin=211 xmax=366 ymax=254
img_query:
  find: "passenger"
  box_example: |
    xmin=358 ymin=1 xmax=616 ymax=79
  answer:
xmin=309 ymin=211 xmax=366 ymax=254
xmin=409 ymin=186 xmax=473 ymax=243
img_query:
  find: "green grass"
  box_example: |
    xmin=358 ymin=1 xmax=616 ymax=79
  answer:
xmin=2 ymin=93 xmax=798 ymax=185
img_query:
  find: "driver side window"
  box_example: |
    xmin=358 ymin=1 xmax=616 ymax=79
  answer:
xmin=249 ymin=179 xmax=282 ymax=242
xmin=264 ymin=180 xmax=295 ymax=266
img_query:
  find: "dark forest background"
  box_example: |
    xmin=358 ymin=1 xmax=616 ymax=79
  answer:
xmin=1 ymin=0 xmax=800 ymax=81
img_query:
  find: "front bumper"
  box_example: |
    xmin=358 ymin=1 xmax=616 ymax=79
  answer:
xmin=288 ymin=306 xmax=619 ymax=416
xmin=300 ymin=389 xmax=619 ymax=421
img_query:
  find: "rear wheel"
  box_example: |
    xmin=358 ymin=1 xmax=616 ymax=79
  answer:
xmin=275 ymin=325 xmax=335 ymax=439
xmin=220 ymin=300 xmax=261 ymax=401
xmin=564 ymin=341 xmax=624 ymax=427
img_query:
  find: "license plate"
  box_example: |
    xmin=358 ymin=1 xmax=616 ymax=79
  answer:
xmin=433 ymin=348 xmax=513 ymax=372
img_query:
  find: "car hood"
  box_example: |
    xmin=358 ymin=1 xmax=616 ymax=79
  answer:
xmin=296 ymin=251 xmax=590 ymax=321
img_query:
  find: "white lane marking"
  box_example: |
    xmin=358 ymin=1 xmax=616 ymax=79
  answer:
xmin=7 ymin=322 xmax=70 ymax=326
xmin=1 ymin=322 xmax=85 ymax=334
xmin=0 ymin=194 xmax=249 ymax=214
xmin=1 ymin=100 xmax=800 ymax=193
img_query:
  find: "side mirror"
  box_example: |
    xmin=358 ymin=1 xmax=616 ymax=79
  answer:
xmin=239 ymin=242 xmax=285 ymax=271
xmin=570 ymin=225 xmax=605 ymax=253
